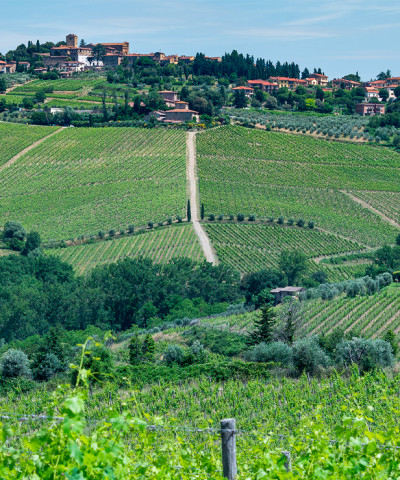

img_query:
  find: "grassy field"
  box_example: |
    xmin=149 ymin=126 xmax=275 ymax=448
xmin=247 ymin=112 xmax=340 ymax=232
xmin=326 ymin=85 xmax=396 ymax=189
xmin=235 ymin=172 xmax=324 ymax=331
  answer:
xmin=0 ymin=122 xmax=58 ymax=166
xmin=49 ymin=225 xmax=204 ymax=274
xmin=197 ymin=126 xmax=400 ymax=246
xmin=0 ymin=127 xmax=187 ymax=240
xmin=204 ymin=223 xmax=364 ymax=276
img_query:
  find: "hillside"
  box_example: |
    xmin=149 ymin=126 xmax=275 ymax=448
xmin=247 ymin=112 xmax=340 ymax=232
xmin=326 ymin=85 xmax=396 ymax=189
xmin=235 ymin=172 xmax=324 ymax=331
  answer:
xmin=197 ymin=125 xmax=400 ymax=247
xmin=0 ymin=125 xmax=187 ymax=240
xmin=50 ymin=224 xmax=204 ymax=274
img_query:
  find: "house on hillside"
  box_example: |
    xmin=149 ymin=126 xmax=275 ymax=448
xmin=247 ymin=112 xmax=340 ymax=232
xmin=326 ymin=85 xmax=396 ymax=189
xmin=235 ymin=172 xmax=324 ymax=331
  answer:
xmin=232 ymin=86 xmax=254 ymax=97
xmin=247 ymin=80 xmax=278 ymax=94
xmin=307 ymin=73 xmax=328 ymax=86
xmin=332 ymin=78 xmax=361 ymax=90
xmin=355 ymin=103 xmax=385 ymax=116
xmin=363 ymin=86 xmax=380 ymax=100
xmin=158 ymin=90 xmax=178 ymax=107
xmin=268 ymin=77 xmax=307 ymax=90
xmin=270 ymin=287 xmax=305 ymax=305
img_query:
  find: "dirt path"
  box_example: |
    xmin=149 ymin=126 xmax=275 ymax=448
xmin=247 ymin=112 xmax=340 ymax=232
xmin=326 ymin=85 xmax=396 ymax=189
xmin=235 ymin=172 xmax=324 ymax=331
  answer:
xmin=0 ymin=127 xmax=64 ymax=173
xmin=341 ymin=190 xmax=400 ymax=229
xmin=5 ymin=79 xmax=33 ymax=94
xmin=187 ymin=132 xmax=218 ymax=265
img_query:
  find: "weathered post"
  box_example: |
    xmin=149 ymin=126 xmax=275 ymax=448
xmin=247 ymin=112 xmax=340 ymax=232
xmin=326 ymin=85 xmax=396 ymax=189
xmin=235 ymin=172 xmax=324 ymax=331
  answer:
xmin=282 ymin=451 xmax=291 ymax=472
xmin=221 ymin=418 xmax=237 ymax=480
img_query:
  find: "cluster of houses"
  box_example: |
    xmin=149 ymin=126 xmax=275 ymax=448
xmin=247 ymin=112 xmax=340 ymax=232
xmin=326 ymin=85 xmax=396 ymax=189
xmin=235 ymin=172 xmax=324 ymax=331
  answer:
xmin=148 ymin=91 xmax=199 ymax=123
xmin=0 ymin=60 xmax=30 ymax=74
xmin=30 ymin=34 xmax=221 ymax=77
xmin=235 ymin=72 xmax=399 ymax=116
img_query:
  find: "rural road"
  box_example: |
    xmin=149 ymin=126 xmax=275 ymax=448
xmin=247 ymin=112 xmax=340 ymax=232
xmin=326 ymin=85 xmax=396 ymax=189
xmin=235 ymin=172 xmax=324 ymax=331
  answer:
xmin=187 ymin=132 xmax=218 ymax=265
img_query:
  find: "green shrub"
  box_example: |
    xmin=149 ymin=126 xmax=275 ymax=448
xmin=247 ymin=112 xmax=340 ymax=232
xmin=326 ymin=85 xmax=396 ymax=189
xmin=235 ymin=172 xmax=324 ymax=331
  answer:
xmin=237 ymin=213 xmax=245 ymax=221
xmin=287 ymin=218 xmax=294 ymax=226
xmin=208 ymin=214 xmax=215 ymax=221
xmin=245 ymin=341 xmax=293 ymax=366
xmin=335 ymin=338 xmax=394 ymax=372
xmin=163 ymin=344 xmax=184 ymax=365
xmin=308 ymin=221 xmax=315 ymax=229
xmin=297 ymin=218 xmax=305 ymax=227
xmin=0 ymin=349 xmax=31 ymax=379
xmin=292 ymin=337 xmax=330 ymax=374
xmin=248 ymin=214 xmax=256 ymax=222
xmin=33 ymin=353 xmax=62 ymax=381
xmin=277 ymin=216 xmax=284 ymax=224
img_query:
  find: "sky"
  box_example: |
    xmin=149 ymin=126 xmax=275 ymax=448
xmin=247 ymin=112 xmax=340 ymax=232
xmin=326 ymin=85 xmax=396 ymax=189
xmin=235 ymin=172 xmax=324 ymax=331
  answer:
xmin=1 ymin=0 xmax=399 ymax=80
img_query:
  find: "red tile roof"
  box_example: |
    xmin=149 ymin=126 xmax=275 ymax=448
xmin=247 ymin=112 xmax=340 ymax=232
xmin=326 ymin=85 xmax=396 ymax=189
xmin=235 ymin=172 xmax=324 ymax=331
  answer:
xmin=232 ymin=86 xmax=254 ymax=91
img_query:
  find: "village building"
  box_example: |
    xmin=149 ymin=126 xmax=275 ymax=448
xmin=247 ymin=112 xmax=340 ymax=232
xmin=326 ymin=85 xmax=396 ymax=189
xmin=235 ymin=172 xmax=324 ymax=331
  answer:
xmin=232 ymin=86 xmax=254 ymax=97
xmin=268 ymin=77 xmax=307 ymax=90
xmin=247 ymin=79 xmax=278 ymax=94
xmin=178 ymin=56 xmax=195 ymax=64
xmin=355 ymin=103 xmax=385 ymax=116
xmin=307 ymin=73 xmax=328 ymax=86
xmin=332 ymin=78 xmax=361 ymax=90
xmin=158 ymin=90 xmax=178 ymax=107
xmin=363 ymin=86 xmax=380 ymax=100
xmin=270 ymin=287 xmax=305 ymax=305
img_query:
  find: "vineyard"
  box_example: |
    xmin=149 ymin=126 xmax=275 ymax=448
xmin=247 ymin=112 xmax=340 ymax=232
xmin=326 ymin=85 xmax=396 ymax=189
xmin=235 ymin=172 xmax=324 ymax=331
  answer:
xmin=349 ymin=189 xmax=400 ymax=224
xmin=0 ymin=122 xmax=58 ymax=166
xmin=193 ymin=285 xmax=400 ymax=341
xmin=11 ymin=77 xmax=106 ymax=93
xmin=3 ymin=363 xmax=400 ymax=477
xmin=0 ymin=127 xmax=187 ymax=240
xmin=49 ymin=225 xmax=204 ymax=274
xmin=298 ymin=285 xmax=400 ymax=338
xmin=197 ymin=126 xmax=400 ymax=246
xmin=204 ymin=223 xmax=364 ymax=275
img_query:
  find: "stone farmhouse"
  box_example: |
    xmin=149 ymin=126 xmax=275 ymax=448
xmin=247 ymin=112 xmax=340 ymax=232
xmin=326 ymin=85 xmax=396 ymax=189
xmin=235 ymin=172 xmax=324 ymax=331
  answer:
xmin=232 ymin=86 xmax=254 ymax=97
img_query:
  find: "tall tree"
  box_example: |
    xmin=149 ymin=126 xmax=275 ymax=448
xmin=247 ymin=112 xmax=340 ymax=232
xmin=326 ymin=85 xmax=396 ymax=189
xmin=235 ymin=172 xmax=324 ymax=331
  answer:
xmin=187 ymin=199 xmax=191 ymax=222
xmin=247 ymin=305 xmax=276 ymax=346
xmin=278 ymin=250 xmax=308 ymax=285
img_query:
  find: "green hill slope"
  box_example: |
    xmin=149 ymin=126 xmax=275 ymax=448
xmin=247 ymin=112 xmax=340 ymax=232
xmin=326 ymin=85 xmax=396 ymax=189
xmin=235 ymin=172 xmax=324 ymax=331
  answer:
xmin=197 ymin=126 xmax=400 ymax=246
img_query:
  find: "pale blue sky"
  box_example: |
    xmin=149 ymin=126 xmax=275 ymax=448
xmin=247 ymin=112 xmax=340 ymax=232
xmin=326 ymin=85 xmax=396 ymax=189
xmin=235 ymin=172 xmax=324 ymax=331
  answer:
xmin=1 ymin=0 xmax=399 ymax=80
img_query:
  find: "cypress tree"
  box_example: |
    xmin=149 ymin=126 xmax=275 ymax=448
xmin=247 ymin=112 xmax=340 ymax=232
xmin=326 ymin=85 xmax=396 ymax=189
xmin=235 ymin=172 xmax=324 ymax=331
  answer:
xmin=247 ymin=305 xmax=276 ymax=346
xmin=142 ymin=334 xmax=155 ymax=363
xmin=128 ymin=334 xmax=142 ymax=365
xmin=200 ymin=203 xmax=205 ymax=220
xmin=187 ymin=199 xmax=191 ymax=222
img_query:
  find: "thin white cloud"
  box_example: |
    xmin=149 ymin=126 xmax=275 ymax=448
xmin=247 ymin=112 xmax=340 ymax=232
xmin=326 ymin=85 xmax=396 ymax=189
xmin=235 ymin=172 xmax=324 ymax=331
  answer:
xmin=226 ymin=27 xmax=337 ymax=40
xmin=284 ymin=13 xmax=343 ymax=26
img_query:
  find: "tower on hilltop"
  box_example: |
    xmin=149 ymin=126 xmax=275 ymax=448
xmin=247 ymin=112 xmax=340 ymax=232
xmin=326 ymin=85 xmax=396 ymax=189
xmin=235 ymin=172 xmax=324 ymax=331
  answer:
xmin=66 ymin=34 xmax=78 ymax=48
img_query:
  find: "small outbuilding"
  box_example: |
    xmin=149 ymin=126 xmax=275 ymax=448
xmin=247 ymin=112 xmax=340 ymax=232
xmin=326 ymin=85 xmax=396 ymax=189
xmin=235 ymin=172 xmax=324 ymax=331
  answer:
xmin=270 ymin=286 xmax=305 ymax=305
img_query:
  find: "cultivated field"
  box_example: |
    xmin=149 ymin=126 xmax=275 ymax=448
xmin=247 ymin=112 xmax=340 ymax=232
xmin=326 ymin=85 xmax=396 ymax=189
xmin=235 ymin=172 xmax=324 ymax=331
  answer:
xmin=197 ymin=126 xmax=400 ymax=246
xmin=49 ymin=225 xmax=204 ymax=274
xmin=0 ymin=122 xmax=58 ymax=166
xmin=11 ymin=77 xmax=106 ymax=93
xmin=197 ymin=285 xmax=400 ymax=340
xmin=0 ymin=126 xmax=187 ymax=240
xmin=204 ymin=223 xmax=363 ymax=275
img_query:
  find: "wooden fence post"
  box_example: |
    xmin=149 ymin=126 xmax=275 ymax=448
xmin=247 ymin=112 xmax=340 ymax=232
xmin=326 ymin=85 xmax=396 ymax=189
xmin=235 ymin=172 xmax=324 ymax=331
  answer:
xmin=221 ymin=418 xmax=237 ymax=480
xmin=282 ymin=450 xmax=291 ymax=472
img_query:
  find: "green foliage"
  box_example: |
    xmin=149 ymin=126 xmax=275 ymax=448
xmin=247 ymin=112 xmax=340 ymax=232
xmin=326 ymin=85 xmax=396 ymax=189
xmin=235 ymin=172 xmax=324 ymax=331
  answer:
xmin=163 ymin=344 xmax=184 ymax=365
xmin=335 ymin=337 xmax=395 ymax=372
xmin=292 ymin=336 xmax=330 ymax=374
xmin=21 ymin=231 xmax=41 ymax=256
xmin=129 ymin=333 xmax=156 ymax=365
xmin=0 ymin=349 xmax=31 ymax=379
xmin=3 ymin=221 xmax=27 ymax=241
xmin=245 ymin=341 xmax=293 ymax=366
xmin=384 ymin=329 xmax=398 ymax=356
xmin=279 ymin=249 xmax=308 ymax=284
xmin=187 ymin=327 xmax=248 ymax=357
xmin=247 ymin=305 xmax=276 ymax=346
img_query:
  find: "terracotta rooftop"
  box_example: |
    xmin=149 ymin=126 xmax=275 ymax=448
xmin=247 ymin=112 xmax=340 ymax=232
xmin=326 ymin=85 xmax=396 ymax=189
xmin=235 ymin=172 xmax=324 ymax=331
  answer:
xmin=232 ymin=86 xmax=254 ymax=90
xmin=167 ymin=109 xmax=199 ymax=113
